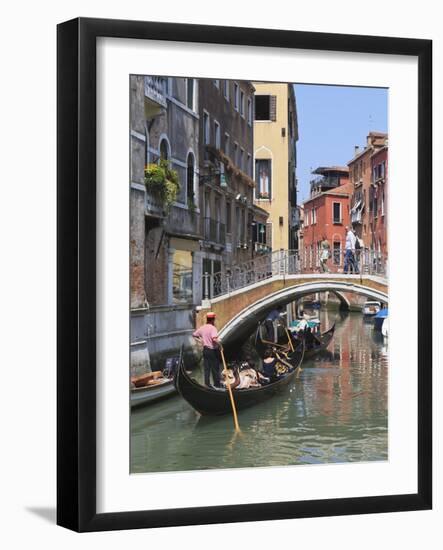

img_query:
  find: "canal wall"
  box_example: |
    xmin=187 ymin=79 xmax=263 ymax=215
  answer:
xmin=131 ymin=304 xmax=200 ymax=375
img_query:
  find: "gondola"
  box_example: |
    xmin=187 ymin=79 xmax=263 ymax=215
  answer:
xmin=255 ymin=322 xmax=335 ymax=359
xmin=174 ymin=343 xmax=304 ymax=416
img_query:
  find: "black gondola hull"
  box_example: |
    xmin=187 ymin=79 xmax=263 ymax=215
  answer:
xmin=174 ymin=347 xmax=304 ymax=416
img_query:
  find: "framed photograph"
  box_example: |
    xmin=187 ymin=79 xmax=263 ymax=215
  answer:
xmin=57 ymin=17 xmax=432 ymax=532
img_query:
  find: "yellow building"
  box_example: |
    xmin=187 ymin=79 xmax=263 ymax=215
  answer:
xmin=253 ymin=82 xmax=299 ymax=251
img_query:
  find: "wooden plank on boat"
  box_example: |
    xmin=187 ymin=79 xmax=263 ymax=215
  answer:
xmin=131 ymin=370 xmax=163 ymax=388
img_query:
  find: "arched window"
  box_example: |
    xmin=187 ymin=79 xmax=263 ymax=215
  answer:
xmin=186 ymin=153 xmax=195 ymax=204
xmin=159 ymin=138 xmax=169 ymax=161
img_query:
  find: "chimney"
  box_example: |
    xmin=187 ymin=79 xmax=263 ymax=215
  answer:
xmin=354 ymin=145 xmax=360 ymax=155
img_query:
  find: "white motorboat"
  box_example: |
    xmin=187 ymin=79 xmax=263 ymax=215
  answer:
xmin=362 ymin=301 xmax=381 ymax=316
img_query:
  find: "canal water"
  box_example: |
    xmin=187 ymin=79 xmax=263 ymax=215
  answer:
xmin=130 ymin=310 xmax=388 ymax=473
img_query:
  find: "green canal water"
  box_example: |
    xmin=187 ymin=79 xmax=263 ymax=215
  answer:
xmin=130 ymin=310 xmax=388 ymax=473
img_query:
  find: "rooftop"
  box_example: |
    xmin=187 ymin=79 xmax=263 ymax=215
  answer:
xmin=312 ymin=166 xmax=349 ymax=176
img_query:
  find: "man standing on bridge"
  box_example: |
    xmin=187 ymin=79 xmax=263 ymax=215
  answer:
xmin=193 ymin=312 xmax=221 ymax=388
xmin=344 ymin=226 xmax=359 ymax=274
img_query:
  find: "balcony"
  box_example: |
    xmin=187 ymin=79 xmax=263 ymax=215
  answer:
xmin=203 ymin=217 xmax=226 ymax=246
xmin=165 ymin=204 xmax=201 ymax=238
xmin=144 ymin=76 xmax=167 ymax=117
xmin=254 ymin=242 xmax=271 ymax=254
xmin=145 ymin=190 xmax=164 ymax=218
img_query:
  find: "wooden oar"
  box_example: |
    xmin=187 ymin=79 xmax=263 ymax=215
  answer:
xmin=219 ymin=346 xmax=241 ymax=433
xmin=284 ymin=327 xmax=295 ymax=352
xmin=260 ymin=337 xmax=289 ymax=350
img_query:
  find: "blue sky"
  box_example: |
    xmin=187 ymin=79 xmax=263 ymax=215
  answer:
xmin=294 ymin=84 xmax=388 ymax=203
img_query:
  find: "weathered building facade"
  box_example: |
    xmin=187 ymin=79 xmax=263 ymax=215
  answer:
xmin=348 ymin=132 xmax=388 ymax=248
xmin=130 ymin=76 xmax=202 ymax=371
xmin=198 ymin=79 xmax=269 ymax=297
xmin=369 ymin=144 xmax=388 ymax=259
xmin=253 ymin=82 xmax=299 ymax=251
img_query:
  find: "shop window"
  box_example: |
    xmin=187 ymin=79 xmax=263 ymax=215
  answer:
xmin=172 ymin=250 xmax=193 ymax=304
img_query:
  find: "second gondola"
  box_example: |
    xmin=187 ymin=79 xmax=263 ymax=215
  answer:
xmin=255 ymin=322 xmax=335 ymax=359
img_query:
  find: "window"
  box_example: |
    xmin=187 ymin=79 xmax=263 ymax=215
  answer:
xmin=333 ymin=202 xmax=342 ymax=224
xmin=159 ymin=138 xmax=169 ymax=161
xmin=312 ymin=208 xmax=316 ymax=224
xmin=240 ymin=90 xmax=245 ymax=117
xmin=255 ymin=159 xmax=272 ymax=200
xmin=247 ymin=98 xmax=252 ymax=125
xmin=214 ymin=120 xmax=221 ymax=149
xmin=203 ymin=112 xmax=210 ymax=145
xmin=172 ymin=250 xmax=193 ymax=304
xmin=226 ymin=201 xmax=232 ymax=233
xmin=240 ymin=148 xmax=244 ymax=171
xmin=241 ymin=208 xmax=246 ymax=243
xmin=224 ymin=133 xmax=230 ymax=157
xmin=333 ymin=242 xmax=341 ymax=265
xmin=214 ymin=79 xmax=220 ymax=88
xmin=381 ymin=190 xmax=385 ymax=216
xmin=235 ymin=206 xmax=240 ymax=246
xmin=186 ymin=153 xmax=195 ymax=204
xmin=247 ymin=154 xmax=252 ymax=176
xmin=234 ymin=83 xmax=239 ymax=111
xmin=186 ymin=79 xmax=194 ymax=110
xmin=255 ymin=95 xmax=271 ymax=120
xmin=223 ymin=80 xmax=229 ymax=100
xmin=234 ymin=142 xmax=239 ymax=166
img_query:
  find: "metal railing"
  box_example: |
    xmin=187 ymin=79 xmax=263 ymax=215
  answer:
xmin=202 ymin=248 xmax=388 ymax=299
xmin=144 ymin=76 xmax=168 ymax=108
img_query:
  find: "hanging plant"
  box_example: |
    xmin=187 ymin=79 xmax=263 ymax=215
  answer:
xmin=144 ymin=159 xmax=180 ymax=211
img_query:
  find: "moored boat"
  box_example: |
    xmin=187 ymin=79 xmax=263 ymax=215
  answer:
xmin=131 ymin=377 xmax=176 ymax=408
xmin=373 ymin=308 xmax=388 ymax=331
xmin=130 ymin=356 xmax=180 ymax=408
xmin=362 ymin=300 xmax=381 ymax=316
xmin=174 ymin=343 xmax=304 ymax=416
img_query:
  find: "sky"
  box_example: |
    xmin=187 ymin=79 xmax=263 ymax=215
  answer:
xmin=293 ymin=84 xmax=388 ymax=203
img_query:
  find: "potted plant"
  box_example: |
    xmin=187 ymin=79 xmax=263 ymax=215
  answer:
xmin=144 ymin=159 xmax=180 ymax=212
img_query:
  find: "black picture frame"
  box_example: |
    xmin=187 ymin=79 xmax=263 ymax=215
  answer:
xmin=57 ymin=17 xmax=432 ymax=532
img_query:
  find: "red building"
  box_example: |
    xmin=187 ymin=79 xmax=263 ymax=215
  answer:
xmin=302 ymin=167 xmax=351 ymax=272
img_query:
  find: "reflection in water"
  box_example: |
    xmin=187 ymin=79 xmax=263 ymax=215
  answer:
xmin=131 ymin=311 xmax=388 ymax=473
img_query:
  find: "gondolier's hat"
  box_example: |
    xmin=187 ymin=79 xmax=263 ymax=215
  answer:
xmin=206 ymin=312 xmax=216 ymax=319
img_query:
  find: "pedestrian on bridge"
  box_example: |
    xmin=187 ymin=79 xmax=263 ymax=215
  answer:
xmin=193 ymin=312 xmax=221 ymax=388
xmin=320 ymin=236 xmax=331 ymax=273
xmin=344 ymin=226 xmax=359 ymax=274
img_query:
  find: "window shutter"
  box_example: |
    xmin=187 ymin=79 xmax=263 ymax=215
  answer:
xmin=270 ymin=95 xmax=277 ymax=121
xmin=266 ymin=222 xmax=273 ymax=247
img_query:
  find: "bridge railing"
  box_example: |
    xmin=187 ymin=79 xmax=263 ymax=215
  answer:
xmin=203 ymin=248 xmax=388 ymax=299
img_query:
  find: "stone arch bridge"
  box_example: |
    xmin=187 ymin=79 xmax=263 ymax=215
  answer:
xmin=196 ymin=273 xmax=388 ymax=347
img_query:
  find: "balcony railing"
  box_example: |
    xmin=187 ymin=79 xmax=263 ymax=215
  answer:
xmin=310 ymin=176 xmax=340 ymax=193
xmin=144 ymin=76 xmax=167 ymax=108
xmin=203 ymin=217 xmax=226 ymax=245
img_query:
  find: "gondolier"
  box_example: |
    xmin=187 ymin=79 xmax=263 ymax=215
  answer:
xmin=193 ymin=312 xmax=221 ymax=388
